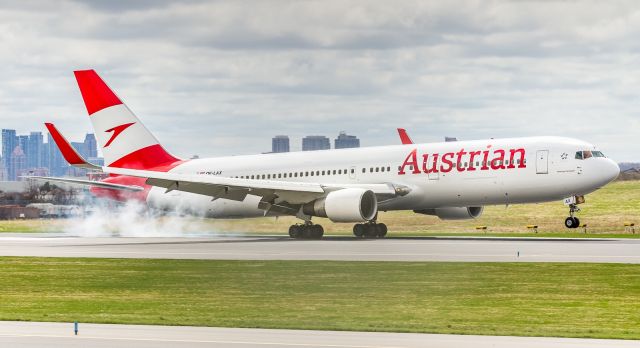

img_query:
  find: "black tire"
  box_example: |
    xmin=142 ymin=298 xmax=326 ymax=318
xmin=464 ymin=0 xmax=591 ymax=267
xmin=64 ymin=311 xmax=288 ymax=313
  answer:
xmin=313 ymin=225 xmax=324 ymax=239
xmin=353 ymin=224 xmax=365 ymax=238
xmin=289 ymin=225 xmax=301 ymax=239
xmin=564 ymin=217 xmax=575 ymax=229
xmin=377 ymin=223 xmax=388 ymax=238
xmin=302 ymin=226 xmax=313 ymax=239
xmin=364 ymin=224 xmax=378 ymax=239
xmin=573 ymin=217 xmax=580 ymax=228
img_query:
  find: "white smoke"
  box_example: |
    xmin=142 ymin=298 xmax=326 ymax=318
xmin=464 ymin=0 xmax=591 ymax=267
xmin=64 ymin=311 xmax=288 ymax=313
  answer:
xmin=63 ymin=199 xmax=222 ymax=237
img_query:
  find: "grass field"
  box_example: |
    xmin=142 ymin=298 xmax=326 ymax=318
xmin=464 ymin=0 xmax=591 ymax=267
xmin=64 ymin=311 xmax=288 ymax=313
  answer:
xmin=1 ymin=257 xmax=639 ymax=339
xmin=1 ymin=180 xmax=638 ymax=236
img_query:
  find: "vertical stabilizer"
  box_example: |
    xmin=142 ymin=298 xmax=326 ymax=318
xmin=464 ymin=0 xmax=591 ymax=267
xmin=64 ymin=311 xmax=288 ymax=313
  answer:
xmin=74 ymin=70 xmax=181 ymax=170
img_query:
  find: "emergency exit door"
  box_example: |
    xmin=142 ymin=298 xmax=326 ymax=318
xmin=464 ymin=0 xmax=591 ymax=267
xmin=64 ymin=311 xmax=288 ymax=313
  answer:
xmin=536 ymin=150 xmax=548 ymax=174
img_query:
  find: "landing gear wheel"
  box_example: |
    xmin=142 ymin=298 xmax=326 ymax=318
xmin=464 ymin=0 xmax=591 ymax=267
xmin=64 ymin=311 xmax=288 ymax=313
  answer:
xmin=289 ymin=225 xmax=301 ymax=238
xmin=573 ymin=217 xmax=580 ymax=228
xmin=377 ymin=223 xmax=388 ymax=238
xmin=353 ymin=224 xmax=365 ymax=238
xmin=311 ymin=225 xmax=324 ymax=239
xmin=564 ymin=217 xmax=576 ymax=229
xmin=364 ymin=224 xmax=378 ymax=239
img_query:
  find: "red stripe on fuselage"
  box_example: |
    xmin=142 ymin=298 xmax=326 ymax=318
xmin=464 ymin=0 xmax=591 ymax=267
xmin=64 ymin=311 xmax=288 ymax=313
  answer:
xmin=74 ymin=70 xmax=123 ymax=115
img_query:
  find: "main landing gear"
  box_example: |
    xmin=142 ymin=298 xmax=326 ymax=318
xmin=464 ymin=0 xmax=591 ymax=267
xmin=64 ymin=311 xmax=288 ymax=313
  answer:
xmin=288 ymin=222 xmax=324 ymax=239
xmin=353 ymin=222 xmax=388 ymax=239
xmin=564 ymin=203 xmax=581 ymax=229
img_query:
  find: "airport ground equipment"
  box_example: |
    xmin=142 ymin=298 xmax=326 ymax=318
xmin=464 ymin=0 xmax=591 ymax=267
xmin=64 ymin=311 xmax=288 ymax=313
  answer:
xmin=624 ymin=222 xmax=635 ymax=234
xmin=526 ymin=225 xmax=539 ymax=233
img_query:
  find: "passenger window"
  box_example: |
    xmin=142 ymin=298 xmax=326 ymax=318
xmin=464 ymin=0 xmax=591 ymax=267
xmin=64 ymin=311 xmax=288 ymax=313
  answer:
xmin=362 ymin=168 xmax=366 ymax=173
xmin=338 ymin=170 xmax=342 ymax=174
xmin=322 ymin=170 xmax=325 ymax=175
xmin=387 ymin=166 xmax=390 ymax=171
xmin=351 ymin=169 xmax=354 ymax=174
xmin=370 ymin=167 xmax=373 ymax=173
xmin=316 ymin=171 xmax=320 ymax=176
xmin=375 ymin=167 xmax=379 ymax=172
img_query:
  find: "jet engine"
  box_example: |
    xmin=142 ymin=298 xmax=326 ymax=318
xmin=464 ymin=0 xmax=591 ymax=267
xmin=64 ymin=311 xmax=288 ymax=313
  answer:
xmin=303 ymin=188 xmax=377 ymax=223
xmin=413 ymin=206 xmax=484 ymax=220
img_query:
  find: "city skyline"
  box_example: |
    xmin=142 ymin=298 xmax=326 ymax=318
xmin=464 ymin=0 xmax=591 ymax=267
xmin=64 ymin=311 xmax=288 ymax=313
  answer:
xmin=1 ymin=128 xmax=101 ymax=181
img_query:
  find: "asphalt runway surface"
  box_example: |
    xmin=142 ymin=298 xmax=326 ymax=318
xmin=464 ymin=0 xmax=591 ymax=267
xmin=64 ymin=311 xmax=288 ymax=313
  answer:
xmin=0 ymin=233 xmax=639 ymax=262
xmin=0 ymin=321 xmax=638 ymax=348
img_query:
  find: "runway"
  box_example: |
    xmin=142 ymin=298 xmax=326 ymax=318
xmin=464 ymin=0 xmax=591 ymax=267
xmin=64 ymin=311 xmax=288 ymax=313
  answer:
xmin=0 ymin=321 xmax=638 ymax=348
xmin=0 ymin=233 xmax=639 ymax=262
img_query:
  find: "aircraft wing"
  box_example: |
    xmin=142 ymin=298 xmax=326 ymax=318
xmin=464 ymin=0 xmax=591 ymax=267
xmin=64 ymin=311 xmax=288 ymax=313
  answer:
xmin=25 ymin=176 xmax=144 ymax=192
xmin=101 ymin=167 xmax=406 ymax=205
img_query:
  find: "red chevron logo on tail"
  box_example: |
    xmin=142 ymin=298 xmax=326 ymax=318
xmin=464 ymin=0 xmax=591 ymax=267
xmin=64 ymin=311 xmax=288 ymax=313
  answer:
xmin=104 ymin=122 xmax=135 ymax=148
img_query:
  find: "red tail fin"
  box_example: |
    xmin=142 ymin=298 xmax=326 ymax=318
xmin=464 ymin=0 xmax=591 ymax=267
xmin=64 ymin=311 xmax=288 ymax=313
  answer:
xmin=74 ymin=69 xmax=183 ymax=170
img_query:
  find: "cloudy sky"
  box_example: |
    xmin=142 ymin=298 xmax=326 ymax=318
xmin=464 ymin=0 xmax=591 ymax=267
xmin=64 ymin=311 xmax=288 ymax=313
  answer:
xmin=0 ymin=0 xmax=639 ymax=161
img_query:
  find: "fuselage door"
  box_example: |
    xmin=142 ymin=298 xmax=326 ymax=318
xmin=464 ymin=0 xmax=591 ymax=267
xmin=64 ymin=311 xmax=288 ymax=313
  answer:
xmin=536 ymin=150 xmax=549 ymax=174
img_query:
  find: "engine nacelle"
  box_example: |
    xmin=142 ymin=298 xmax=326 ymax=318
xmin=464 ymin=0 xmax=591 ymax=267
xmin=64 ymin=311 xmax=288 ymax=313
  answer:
xmin=303 ymin=188 xmax=378 ymax=223
xmin=414 ymin=206 xmax=483 ymax=220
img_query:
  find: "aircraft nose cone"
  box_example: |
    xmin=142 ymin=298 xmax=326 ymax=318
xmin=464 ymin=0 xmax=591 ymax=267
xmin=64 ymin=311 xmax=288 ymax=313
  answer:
xmin=603 ymin=159 xmax=620 ymax=183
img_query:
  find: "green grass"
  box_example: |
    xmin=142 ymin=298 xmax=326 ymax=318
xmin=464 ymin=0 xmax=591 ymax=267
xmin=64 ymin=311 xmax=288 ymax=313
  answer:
xmin=1 ymin=257 xmax=640 ymax=339
xmin=1 ymin=180 xmax=638 ymax=236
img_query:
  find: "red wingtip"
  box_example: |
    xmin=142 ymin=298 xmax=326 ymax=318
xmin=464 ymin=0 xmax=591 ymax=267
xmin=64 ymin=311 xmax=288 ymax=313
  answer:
xmin=44 ymin=122 xmax=88 ymax=166
xmin=74 ymin=70 xmax=122 ymax=115
xmin=397 ymin=128 xmax=414 ymax=145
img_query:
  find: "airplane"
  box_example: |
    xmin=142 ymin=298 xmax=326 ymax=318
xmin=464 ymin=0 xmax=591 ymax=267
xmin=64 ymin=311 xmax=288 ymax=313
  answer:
xmin=31 ymin=70 xmax=621 ymax=239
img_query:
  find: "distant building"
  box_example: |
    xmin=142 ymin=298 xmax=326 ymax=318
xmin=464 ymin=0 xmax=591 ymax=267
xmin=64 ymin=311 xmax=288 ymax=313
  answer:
xmin=9 ymin=145 xmax=26 ymax=181
xmin=28 ymin=132 xmax=43 ymax=169
xmin=47 ymin=133 xmax=66 ymax=177
xmin=444 ymin=136 xmax=458 ymax=142
xmin=84 ymin=134 xmax=98 ymax=158
xmin=302 ymin=136 xmax=330 ymax=151
xmin=334 ymin=131 xmax=360 ymax=149
xmin=2 ymin=129 xmax=17 ymax=179
xmin=272 ymin=135 xmax=290 ymax=153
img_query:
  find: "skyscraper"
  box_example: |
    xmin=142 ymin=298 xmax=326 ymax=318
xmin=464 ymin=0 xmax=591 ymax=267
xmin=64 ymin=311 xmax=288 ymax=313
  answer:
xmin=334 ymin=131 xmax=360 ymax=149
xmin=28 ymin=132 xmax=43 ymax=168
xmin=2 ymin=129 xmax=17 ymax=178
xmin=302 ymin=136 xmax=330 ymax=151
xmin=48 ymin=132 xmax=66 ymax=177
xmin=9 ymin=145 xmax=26 ymax=180
xmin=84 ymin=133 xmax=98 ymax=158
xmin=272 ymin=135 xmax=290 ymax=153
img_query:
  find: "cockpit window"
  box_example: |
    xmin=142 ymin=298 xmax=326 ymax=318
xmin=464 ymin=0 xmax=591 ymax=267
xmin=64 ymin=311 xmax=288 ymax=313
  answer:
xmin=575 ymin=150 xmax=606 ymax=160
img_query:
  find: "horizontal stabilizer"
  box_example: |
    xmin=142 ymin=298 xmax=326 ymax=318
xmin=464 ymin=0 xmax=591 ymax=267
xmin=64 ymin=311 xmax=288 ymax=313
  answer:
xmin=44 ymin=123 xmax=101 ymax=170
xmin=24 ymin=176 xmax=144 ymax=192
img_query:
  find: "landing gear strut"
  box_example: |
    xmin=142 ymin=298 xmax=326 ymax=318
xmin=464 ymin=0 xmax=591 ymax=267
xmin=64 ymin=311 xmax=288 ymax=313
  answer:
xmin=353 ymin=222 xmax=387 ymax=239
xmin=564 ymin=203 xmax=581 ymax=229
xmin=288 ymin=222 xmax=324 ymax=239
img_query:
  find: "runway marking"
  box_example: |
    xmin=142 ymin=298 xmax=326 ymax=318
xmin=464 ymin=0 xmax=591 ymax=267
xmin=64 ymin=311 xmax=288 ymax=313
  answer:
xmin=0 ymin=333 xmax=403 ymax=348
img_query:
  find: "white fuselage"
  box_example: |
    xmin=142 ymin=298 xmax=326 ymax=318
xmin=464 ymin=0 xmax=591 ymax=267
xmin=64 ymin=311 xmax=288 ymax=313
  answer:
xmin=145 ymin=136 xmax=619 ymax=219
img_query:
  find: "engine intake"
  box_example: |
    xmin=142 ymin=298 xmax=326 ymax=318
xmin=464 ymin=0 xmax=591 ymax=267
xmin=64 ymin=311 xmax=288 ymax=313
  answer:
xmin=414 ymin=206 xmax=483 ymax=220
xmin=303 ymin=188 xmax=377 ymax=223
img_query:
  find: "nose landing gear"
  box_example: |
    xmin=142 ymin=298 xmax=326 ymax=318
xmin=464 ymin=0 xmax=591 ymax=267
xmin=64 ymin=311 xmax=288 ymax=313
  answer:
xmin=564 ymin=203 xmax=581 ymax=229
